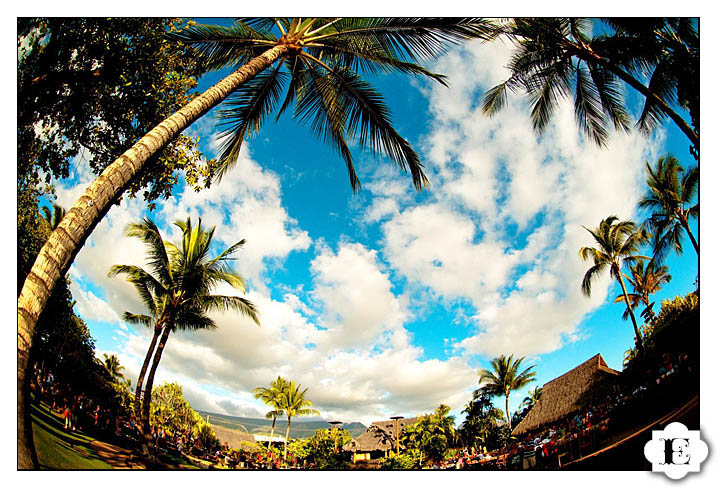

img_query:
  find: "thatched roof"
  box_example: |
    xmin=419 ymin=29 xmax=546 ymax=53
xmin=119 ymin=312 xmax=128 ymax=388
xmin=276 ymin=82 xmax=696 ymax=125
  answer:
xmin=211 ymin=424 xmax=259 ymax=450
xmin=343 ymin=417 xmax=419 ymax=453
xmin=512 ymin=354 xmax=620 ymax=436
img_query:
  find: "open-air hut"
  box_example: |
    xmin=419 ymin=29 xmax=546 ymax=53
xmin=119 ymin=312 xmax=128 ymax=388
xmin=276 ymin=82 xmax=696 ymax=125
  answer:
xmin=512 ymin=354 xmax=620 ymax=437
xmin=343 ymin=417 xmax=418 ymax=462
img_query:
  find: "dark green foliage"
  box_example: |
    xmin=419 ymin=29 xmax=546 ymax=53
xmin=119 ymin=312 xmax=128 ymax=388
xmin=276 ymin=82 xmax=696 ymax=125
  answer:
xmin=484 ymin=18 xmax=698 ymax=156
xmin=600 ymin=19 xmax=699 ymax=142
xmin=380 ymin=450 xmax=421 ymax=469
xmin=402 ymin=404 xmax=456 ymax=464
xmin=295 ymin=428 xmax=352 ymax=469
xmin=18 ymin=17 xmax=217 ymax=206
xmin=638 ymin=155 xmax=699 ymax=264
xmin=457 ymin=391 xmax=507 ymax=451
xmin=623 ymin=293 xmax=699 ymax=376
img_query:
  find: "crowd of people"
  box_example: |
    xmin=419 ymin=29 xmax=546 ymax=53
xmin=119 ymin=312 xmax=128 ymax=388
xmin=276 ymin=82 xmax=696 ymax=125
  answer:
xmin=432 ymin=350 xmax=696 ymax=470
xmin=30 ymin=365 xmax=137 ymax=442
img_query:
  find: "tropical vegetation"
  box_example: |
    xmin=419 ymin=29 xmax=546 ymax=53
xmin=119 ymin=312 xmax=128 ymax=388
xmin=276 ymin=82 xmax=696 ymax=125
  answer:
xmin=613 ymin=260 xmax=671 ymax=323
xmin=457 ymin=390 xmax=508 ymax=452
xmin=579 ymin=216 xmax=649 ymax=356
xmin=150 ymin=382 xmax=219 ymax=452
xmin=253 ymin=376 xmax=289 ymax=448
xmin=402 ymin=404 xmax=457 ymax=465
xmin=109 ymin=217 xmax=259 ymax=440
xmin=16 ymin=18 xmax=496 ymax=466
xmin=483 ymin=18 xmax=698 ymax=157
xmin=639 ymin=154 xmax=699 ymax=263
xmin=17 ymin=17 xmax=700 ymax=469
xmin=276 ymin=379 xmax=320 ymax=463
xmin=477 ymin=355 xmax=536 ymax=431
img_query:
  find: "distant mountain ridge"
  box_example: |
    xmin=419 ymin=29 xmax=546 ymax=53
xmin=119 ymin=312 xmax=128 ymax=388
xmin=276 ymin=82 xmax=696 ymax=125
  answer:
xmin=197 ymin=410 xmax=367 ymax=439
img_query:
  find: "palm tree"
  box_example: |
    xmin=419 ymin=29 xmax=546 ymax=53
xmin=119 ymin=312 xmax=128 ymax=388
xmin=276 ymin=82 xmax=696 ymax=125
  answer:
xmin=278 ymin=379 xmax=320 ymax=463
xmin=477 ymin=354 xmax=536 ymax=431
xmin=482 ymin=18 xmax=698 ymax=151
xmin=102 ymin=353 xmax=125 ymax=382
xmin=253 ymin=376 xmax=289 ymax=448
xmin=579 ymin=216 xmax=649 ymax=356
xmin=17 ymin=19 xmax=494 ymax=466
xmin=601 ymin=19 xmax=699 ymax=158
xmin=614 ymin=260 xmax=671 ymax=323
xmin=638 ymin=155 xmax=698 ymax=264
xmin=520 ymin=386 xmax=543 ymax=411
xmin=109 ymin=217 xmax=259 ymax=437
xmin=40 ymin=204 xmax=66 ymax=230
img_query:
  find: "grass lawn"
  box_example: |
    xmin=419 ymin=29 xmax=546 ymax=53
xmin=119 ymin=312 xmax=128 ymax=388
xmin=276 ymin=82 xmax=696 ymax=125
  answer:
xmin=31 ymin=399 xmax=113 ymax=469
xmin=31 ymin=397 xmax=199 ymax=470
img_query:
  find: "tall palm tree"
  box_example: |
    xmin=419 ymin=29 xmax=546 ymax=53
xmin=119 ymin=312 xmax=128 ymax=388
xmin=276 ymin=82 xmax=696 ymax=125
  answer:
xmin=613 ymin=260 xmax=671 ymax=323
xmin=482 ymin=18 xmax=698 ymax=151
xmin=579 ymin=216 xmax=649 ymax=356
xmin=278 ymin=379 xmax=320 ymax=463
xmin=109 ymin=219 xmax=170 ymax=423
xmin=638 ymin=154 xmax=698 ymax=264
xmin=17 ymin=19 xmax=493 ymax=466
xmin=253 ymin=376 xmax=289 ymax=448
xmin=109 ymin=217 xmax=259 ymax=436
xmin=477 ymin=354 xmax=536 ymax=431
xmin=102 ymin=353 xmax=125 ymax=382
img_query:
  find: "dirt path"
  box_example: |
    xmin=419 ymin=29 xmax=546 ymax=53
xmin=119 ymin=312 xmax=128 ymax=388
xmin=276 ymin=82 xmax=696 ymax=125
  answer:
xmin=89 ymin=440 xmax=146 ymax=469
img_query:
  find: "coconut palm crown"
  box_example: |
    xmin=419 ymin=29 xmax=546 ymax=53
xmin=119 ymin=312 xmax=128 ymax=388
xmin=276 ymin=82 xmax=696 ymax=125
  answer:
xmin=102 ymin=353 xmax=126 ymax=382
xmin=482 ymin=18 xmax=698 ymax=151
xmin=613 ymin=260 xmax=672 ymax=323
xmin=477 ymin=354 xmax=536 ymax=431
xmin=171 ymin=18 xmax=497 ymax=189
xmin=579 ymin=215 xmax=649 ymax=355
xmin=638 ymin=154 xmax=698 ymax=264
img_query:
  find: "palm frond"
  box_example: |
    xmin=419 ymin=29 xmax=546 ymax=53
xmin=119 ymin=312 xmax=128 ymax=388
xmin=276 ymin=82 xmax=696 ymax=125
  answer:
xmin=214 ymin=63 xmax=290 ymax=180
xmin=166 ymin=21 xmax=275 ymax=72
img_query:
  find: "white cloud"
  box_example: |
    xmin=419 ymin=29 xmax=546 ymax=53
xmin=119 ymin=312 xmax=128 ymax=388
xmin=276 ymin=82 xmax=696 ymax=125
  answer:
xmin=310 ymin=242 xmax=406 ymax=351
xmin=371 ymin=39 xmax=661 ymax=359
xmin=156 ymin=144 xmax=312 ymax=291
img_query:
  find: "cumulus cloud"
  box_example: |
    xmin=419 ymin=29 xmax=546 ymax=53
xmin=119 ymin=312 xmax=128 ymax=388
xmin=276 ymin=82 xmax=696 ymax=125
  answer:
xmin=310 ymin=242 xmax=406 ymax=351
xmin=370 ymin=39 xmax=661 ymax=359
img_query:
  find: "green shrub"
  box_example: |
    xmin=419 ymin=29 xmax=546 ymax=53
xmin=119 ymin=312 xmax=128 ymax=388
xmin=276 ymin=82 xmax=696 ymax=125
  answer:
xmin=380 ymin=450 xmax=421 ymax=469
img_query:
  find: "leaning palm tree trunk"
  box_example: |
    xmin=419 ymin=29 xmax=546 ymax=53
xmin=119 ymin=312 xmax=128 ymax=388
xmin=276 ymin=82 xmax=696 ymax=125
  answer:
xmin=268 ymin=417 xmax=276 ymax=448
xmin=141 ymin=325 xmax=173 ymax=436
xmin=681 ymin=217 xmax=699 ymax=255
xmin=134 ymin=325 xmax=162 ymax=428
xmin=578 ymin=48 xmax=699 ymax=149
xmin=617 ymin=273 xmax=645 ymax=357
xmin=283 ymin=416 xmax=292 ymax=464
xmin=16 ymin=44 xmax=289 ymax=468
xmin=505 ymin=393 xmax=511 ymax=432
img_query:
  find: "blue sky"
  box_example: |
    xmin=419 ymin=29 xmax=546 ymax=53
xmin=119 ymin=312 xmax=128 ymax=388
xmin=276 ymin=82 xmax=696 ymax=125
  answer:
xmin=46 ymin=19 xmax=700 ymax=427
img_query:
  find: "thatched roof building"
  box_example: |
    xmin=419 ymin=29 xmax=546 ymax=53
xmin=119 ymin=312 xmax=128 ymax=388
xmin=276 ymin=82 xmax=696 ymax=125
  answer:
xmin=343 ymin=417 xmax=418 ymax=461
xmin=512 ymin=354 xmax=620 ymax=436
xmin=211 ymin=424 xmax=284 ymax=451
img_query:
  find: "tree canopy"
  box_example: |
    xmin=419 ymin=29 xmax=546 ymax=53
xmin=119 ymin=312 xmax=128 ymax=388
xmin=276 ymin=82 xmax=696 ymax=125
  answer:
xmin=17 ymin=17 xmax=217 ymax=205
